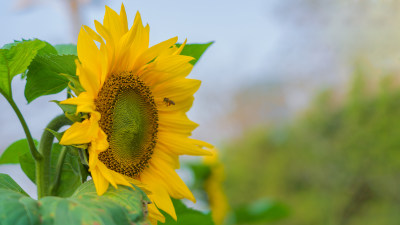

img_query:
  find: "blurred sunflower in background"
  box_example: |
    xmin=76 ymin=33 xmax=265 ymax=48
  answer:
xmin=203 ymin=149 xmax=229 ymax=225
xmin=59 ymin=4 xmax=212 ymax=224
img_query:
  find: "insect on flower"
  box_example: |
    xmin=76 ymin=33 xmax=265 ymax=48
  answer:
xmin=163 ymin=97 xmax=175 ymax=106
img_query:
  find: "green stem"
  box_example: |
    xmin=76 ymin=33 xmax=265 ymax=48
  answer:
xmin=67 ymin=86 xmax=72 ymax=99
xmin=50 ymin=146 xmax=68 ymax=195
xmin=77 ymin=148 xmax=88 ymax=166
xmin=4 ymin=96 xmax=42 ymax=161
xmin=36 ymin=114 xmax=72 ymax=198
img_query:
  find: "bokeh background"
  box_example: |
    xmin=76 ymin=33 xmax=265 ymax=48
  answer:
xmin=1 ymin=0 xmax=400 ymax=224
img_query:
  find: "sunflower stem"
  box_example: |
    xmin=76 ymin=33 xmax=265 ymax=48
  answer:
xmin=49 ymin=146 xmax=68 ymax=195
xmin=4 ymin=96 xmax=42 ymax=161
xmin=37 ymin=114 xmax=72 ymax=198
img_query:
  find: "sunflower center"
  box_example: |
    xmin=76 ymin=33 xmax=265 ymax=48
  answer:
xmin=95 ymin=71 xmax=158 ymax=178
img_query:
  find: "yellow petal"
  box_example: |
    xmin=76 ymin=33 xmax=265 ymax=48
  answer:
xmin=153 ymin=146 xmax=180 ymax=169
xmin=60 ymin=111 xmax=102 ymax=146
xmin=173 ymin=39 xmax=187 ymax=55
xmin=77 ymin=62 xmax=101 ymax=98
xmin=191 ymin=139 xmax=214 ymax=149
xmin=158 ymin=112 xmax=198 ymax=135
xmin=77 ymin=27 xmax=101 ymax=82
xmin=135 ymin=37 xmax=178 ymax=69
xmin=115 ymin=24 xmax=141 ymax=72
xmin=119 ymin=3 xmax=128 ymax=33
xmin=60 ymin=118 xmax=98 ymax=145
xmin=110 ymin=170 xmax=133 ymax=187
xmin=83 ymin=25 xmax=105 ymax=45
xmin=60 ymin=92 xmax=95 ymax=114
xmin=91 ymin=128 xmax=109 ymax=153
xmin=157 ymin=132 xmax=212 ymax=156
xmin=141 ymin=171 xmax=177 ymax=220
xmin=152 ymin=78 xmax=200 ymax=99
xmin=126 ymin=13 xmax=150 ymax=73
xmin=97 ymin=162 xmax=132 ymax=188
xmin=104 ymin=5 xmax=124 ymax=43
xmin=139 ymin=55 xmax=193 ymax=87
xmin=88 ymin=148 xmax=99 ymax=169
xmin=111 ymin=16 xmax=148 ymax=74
xmin=95 ymin=20 xmax=115 ymax=49
xmin=96 ymin=162 xmax=118 ymax=188
xmin=148 ymin=202 xmax=165 ymax=224
xmin=148 ymin=157 xmax=195 ymax=202
xmin=91 ymin=166 xmax=110 ymax=196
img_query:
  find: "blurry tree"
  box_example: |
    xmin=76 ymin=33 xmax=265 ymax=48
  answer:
xmin=223 ymin=64 xmax=400 ymax=225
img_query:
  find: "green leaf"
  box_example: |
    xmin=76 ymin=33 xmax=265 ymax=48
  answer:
xmin=0 ymin=39 xmax=47 ymax=99
xmin=25 ymin=54 xmax=78 ymax=103
xmin=0 ymin=139 xmax=38 ymax=164
xmin=19 ymin=143 xmax=87 ymax=197
xmin=51 ymin=100 xmax=77 ymax=114
xmin=233 ymin=199 xmax=290 ymax=224
xmin=0 ymin=176 xmax=150 ymax=225
xmin=46 ymin=128 xmax=64 ymax=142
xmin=51 ymin=100 xmax=84 ymax=123
xmin=59 ymin=72 xmax=85 ymax=95
xmin=37 ymin=41 xmax=58 ymax=55
xmin=161 ymin=199 xmax=214 ymax=225
xmin=0 ymin=50 xmax=10 ymax=97
xmin=2 ymin=39 xmax=57 ymax=59
xmin=2 ymin=40 xmax=22 ymax=49
xmin=176 ymin=42 xmax=213 ymax=65
xmin=19 ymin=152 xmax=36 ymax=183
xmin=2 ymin=39 xmax=55 ymax=52
xmin=51 ymin=144 xmax=89 ymax=197
xmin=0 ymin=174 xmax=39 ymax=225
xmin=19 ymin=40 xmax=57 ymax=80
xmin=3 ymin=40 xmax=57 ymax=79
xmin=0 ymin=173 xmax=28 ymax=195
xmin=42 ymin=180 xmax=150 ymax=225
xmin=55 ymin=44 xmax=77 ymax=55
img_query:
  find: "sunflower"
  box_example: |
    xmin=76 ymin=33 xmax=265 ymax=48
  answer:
xmin=59 ymin=4 xmax=212 ymax=224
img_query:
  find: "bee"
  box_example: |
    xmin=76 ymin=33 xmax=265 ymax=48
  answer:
xmin=163 ymin=97 xmax=175 ymax=106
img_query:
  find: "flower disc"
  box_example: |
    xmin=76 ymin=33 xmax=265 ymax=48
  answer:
xmin=95 ymin=71 xmax=158 ymax=178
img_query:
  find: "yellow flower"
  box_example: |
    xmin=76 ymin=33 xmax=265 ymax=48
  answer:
xmin=204 ymin=149 xmax=229 ymax=225
xmin=59 ymin=4 xmax=212 ymax=224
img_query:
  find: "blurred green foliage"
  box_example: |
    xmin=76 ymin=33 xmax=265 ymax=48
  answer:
xmin=231 ymin=198 xmax=289 ymax=224
xmin=161 ymin=199 xmax=214 ymax=225
xmin=223 ymin=67 xmax=400 ymax=225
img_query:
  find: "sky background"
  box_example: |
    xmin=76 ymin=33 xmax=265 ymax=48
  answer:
xmin=1 ymin=0 xmax=400 ymax=198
